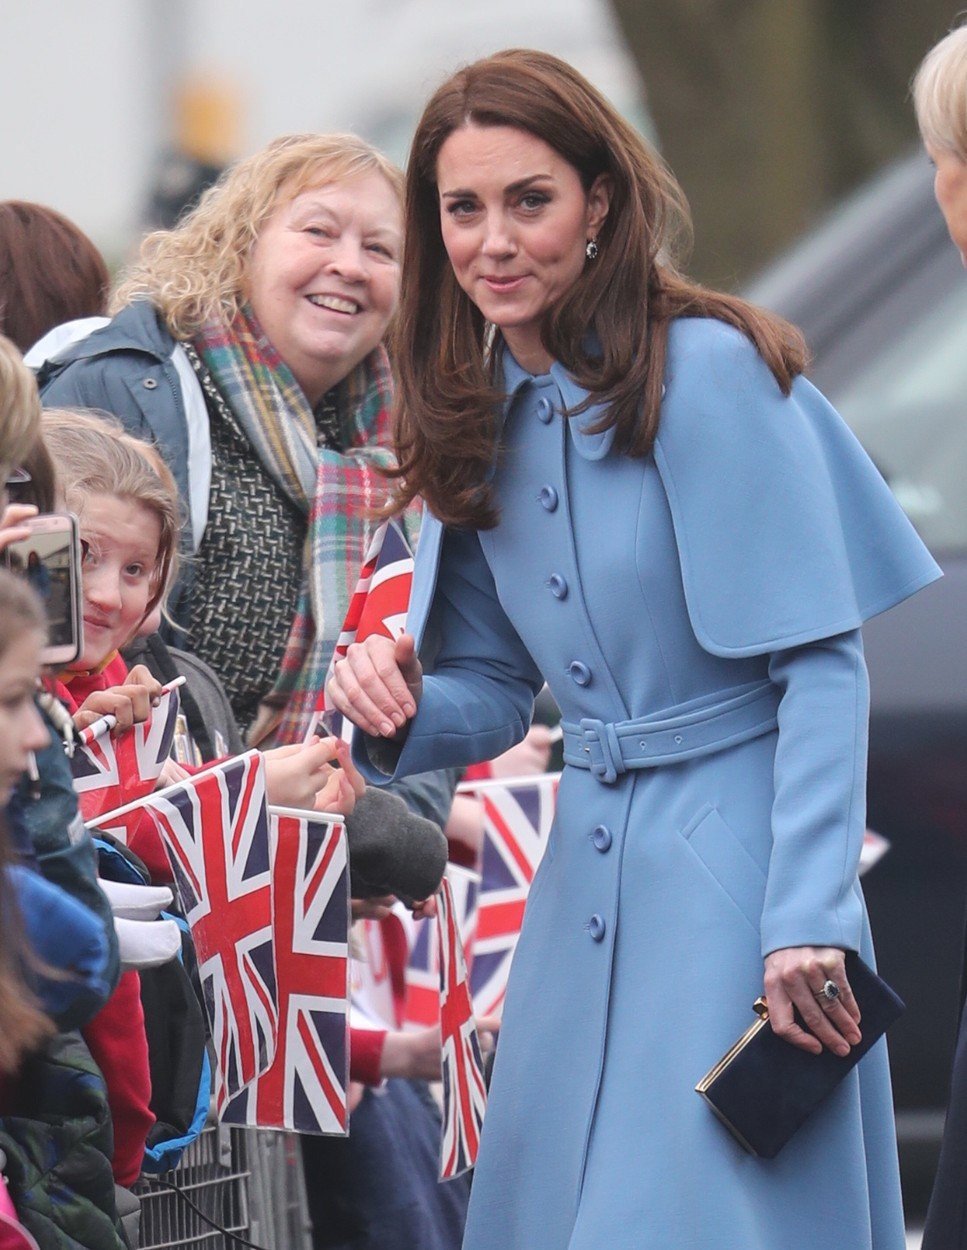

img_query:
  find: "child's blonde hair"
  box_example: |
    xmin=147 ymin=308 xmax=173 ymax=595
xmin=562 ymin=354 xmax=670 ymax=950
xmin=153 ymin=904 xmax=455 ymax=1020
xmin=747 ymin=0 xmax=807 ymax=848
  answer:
xmin=0 ymin=333 xmax=41 ymax=479
xmin=40 ymin=409 xmax=181 ymax=617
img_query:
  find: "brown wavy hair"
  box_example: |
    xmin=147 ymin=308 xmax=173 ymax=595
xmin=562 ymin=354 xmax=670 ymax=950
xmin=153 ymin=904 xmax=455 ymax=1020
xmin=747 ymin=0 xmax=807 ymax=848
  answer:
xmin=0 ymin=202 xmax=109 ymax=354
xmin=391 ymin=48 xmax=807 ymax=528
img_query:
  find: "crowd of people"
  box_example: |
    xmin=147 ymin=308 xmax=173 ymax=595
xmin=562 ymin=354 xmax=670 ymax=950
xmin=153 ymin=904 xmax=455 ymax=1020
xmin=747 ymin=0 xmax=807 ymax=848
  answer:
xmin=1 ymin=26 xmax=967 ymax=1250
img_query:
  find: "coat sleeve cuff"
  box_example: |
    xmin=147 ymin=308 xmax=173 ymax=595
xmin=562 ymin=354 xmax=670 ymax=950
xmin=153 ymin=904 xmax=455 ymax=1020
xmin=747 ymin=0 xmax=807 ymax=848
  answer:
xmin=349 ymin=1026 xmax=387 ymax=1086
xmin=759 ymin=897 xmax=864 ymax=961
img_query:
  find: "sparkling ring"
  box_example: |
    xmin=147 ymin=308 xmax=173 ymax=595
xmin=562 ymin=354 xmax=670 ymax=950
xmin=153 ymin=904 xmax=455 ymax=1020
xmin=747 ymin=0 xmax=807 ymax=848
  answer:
xmin=815 ymin=979 xmax=841 ymax=1004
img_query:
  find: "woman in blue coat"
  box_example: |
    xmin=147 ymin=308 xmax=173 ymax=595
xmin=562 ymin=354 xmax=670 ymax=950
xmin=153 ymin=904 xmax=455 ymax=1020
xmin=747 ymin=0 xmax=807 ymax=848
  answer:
xmin=329 ymin=49 xmax=941 ymax=1249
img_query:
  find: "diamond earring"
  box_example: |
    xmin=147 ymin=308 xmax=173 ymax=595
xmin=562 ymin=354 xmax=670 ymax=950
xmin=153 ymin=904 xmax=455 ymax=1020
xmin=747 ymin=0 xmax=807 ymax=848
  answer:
xmin=585 ymin=238 xmax=599 ymax=261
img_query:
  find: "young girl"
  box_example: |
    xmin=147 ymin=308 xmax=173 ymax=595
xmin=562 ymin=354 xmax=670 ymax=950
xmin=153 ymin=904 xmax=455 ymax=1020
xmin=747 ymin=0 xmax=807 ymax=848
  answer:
xmin=41 ymin=408 xmax=360 ymax=865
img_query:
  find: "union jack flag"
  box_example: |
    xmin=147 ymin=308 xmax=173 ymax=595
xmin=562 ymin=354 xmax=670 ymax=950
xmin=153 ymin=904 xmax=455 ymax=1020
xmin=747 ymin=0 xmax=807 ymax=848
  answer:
xmin=72 ymin=684 xmax=181 ymax=838
xmin=223 ymin=808 xmax=350 ymax=1135
xmin=305 ymin=518 xmax=414 ymax=742
xmin=143 ymin=751 xmax=277 ymax=1112
xmin=402 ymin=866 xmax=478 ymax=1031
xmin=437 ymin=876 xmax=487 ymax=1180
xmin=461 ymin=774 xmax=558 ymax=1018
xmin=352 ymin=910 xmax=419 ymax=1035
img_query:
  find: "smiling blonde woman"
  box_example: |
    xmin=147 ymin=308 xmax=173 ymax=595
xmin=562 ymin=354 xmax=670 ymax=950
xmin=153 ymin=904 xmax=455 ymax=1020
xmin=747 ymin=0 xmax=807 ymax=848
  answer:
xmin=40 ymin=133 xmax=411 ymax=747
xmin=37 ymin=131 xmax=460 ymax=1248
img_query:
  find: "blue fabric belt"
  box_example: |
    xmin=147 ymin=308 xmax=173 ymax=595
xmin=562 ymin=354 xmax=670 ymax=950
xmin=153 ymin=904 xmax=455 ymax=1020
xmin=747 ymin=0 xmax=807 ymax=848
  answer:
xmin=561 ymin=681 xmax=781 ymax=784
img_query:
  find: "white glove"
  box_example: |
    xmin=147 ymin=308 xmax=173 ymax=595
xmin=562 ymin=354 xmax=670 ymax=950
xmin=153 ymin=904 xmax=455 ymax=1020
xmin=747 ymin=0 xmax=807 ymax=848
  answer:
xmin=98 ymin=877 xmax=173 ymax=921
xmin=115 ymin=916 xmax=182 ymax=970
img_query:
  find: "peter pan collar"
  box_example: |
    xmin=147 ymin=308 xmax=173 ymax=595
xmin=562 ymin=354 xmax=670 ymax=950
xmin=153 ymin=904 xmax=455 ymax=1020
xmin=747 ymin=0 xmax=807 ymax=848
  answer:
xmin=498 ymin=344 xmax=617 ymax=461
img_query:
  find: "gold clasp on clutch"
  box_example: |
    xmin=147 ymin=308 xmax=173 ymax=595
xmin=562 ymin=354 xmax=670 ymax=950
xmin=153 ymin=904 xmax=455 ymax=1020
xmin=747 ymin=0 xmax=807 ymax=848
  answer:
xmin=753 ymin=996 xmax=769 ymax=1020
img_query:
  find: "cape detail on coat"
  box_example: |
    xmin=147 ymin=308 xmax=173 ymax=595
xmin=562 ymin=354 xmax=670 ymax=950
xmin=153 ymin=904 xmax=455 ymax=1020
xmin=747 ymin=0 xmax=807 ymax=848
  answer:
xmin=407 ymin=317 xmax=941 ymax=660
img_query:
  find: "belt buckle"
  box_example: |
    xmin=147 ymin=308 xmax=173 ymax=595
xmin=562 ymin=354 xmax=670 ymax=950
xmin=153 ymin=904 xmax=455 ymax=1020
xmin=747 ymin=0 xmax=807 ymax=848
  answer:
xmin=579 ymin=717 xmax=624 ymax=785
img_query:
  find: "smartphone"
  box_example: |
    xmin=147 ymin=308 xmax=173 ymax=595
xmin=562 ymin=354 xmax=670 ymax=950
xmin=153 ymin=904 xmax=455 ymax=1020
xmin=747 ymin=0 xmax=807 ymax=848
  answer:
xmin=3 ymin=512 xmax=83 ymax=666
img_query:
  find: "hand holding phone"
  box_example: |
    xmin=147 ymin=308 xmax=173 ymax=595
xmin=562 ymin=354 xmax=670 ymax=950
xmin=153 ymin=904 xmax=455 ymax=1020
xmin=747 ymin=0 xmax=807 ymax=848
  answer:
xmin=0 ymin=503 xmax=39 ymax=554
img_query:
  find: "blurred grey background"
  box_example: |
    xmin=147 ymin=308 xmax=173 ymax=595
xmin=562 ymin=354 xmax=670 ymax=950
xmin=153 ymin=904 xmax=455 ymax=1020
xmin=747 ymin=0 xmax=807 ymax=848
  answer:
xmin=0 ymin=0 xmax=960 ymax=282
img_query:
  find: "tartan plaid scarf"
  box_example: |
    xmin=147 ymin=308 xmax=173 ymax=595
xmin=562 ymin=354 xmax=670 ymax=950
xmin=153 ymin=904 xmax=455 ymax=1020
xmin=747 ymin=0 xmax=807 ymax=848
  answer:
xmin=194 ymin=304 xmax=417 ymax=745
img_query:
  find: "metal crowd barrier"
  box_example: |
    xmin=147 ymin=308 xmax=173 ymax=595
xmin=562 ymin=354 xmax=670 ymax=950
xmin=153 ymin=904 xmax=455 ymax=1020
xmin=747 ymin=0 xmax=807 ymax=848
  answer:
xmin=135 ymin=1124 xmax=312 ymax=1250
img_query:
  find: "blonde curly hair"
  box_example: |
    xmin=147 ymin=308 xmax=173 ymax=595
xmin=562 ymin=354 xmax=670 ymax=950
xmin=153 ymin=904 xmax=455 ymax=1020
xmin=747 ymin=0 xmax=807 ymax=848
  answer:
xmin=111 ymin=133 xmax=404 ymax=339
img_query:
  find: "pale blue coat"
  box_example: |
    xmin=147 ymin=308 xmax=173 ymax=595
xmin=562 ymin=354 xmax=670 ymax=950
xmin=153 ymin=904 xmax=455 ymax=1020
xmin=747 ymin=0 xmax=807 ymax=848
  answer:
xmin=356 ymin=318 xmax=941 ymax=1250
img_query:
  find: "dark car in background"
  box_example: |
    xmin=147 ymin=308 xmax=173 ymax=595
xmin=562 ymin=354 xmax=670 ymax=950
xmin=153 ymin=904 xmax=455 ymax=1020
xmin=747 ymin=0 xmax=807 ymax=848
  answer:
xmin=747 ymin=150 xmax=967 ymax=1212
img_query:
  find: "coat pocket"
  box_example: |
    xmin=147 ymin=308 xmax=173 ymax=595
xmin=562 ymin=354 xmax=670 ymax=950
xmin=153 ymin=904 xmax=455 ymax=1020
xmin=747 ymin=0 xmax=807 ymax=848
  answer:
xmin=679 ymin=804 xmax=766 ymax=932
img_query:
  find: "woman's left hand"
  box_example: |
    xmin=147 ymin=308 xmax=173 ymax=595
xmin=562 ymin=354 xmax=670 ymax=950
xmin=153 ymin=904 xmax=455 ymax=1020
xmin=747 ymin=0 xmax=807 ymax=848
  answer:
xmin=762 ymin=946 xmax=862 ymax=1057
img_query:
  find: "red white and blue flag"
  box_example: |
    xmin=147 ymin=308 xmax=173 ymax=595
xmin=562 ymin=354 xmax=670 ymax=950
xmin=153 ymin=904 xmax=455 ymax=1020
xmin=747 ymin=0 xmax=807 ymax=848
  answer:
xmin=401 ymin=867 xmax=478 ymax=1031
xmin=223 ymin=807 xmax=350 ymax=1135
xmin=461 ymin=774 xmax=558 ymax=1019
xmin=144 ymin=751 xmax=278 ymax=1113
xmin=437 ymin=875 xmax=487 ymax=1180
xmin=72 ymin=683 xmax=181 ymax=836
xmin=305 ymin=518 xmax=414 ymax=742
xmin=350 ymin=915 xmax=403 ymax=1031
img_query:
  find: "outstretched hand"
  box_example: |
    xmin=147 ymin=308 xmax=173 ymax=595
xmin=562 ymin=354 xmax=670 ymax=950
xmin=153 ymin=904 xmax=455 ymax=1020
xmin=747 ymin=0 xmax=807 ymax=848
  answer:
xmin=380 ymin=1015 xmax=501 ymax=1081
xmin=326 ymin=632 xmax=423 ymax=738
xmin=264 ymin=736 xmax=364 ymax=817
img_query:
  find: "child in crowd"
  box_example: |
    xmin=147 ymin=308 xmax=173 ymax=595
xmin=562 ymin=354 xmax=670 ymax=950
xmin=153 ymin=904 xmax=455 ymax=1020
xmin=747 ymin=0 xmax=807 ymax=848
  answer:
xmin=0 ymin=569 xmax=121 ymax=1250
xmin=37 ymin=408 xmax=359 ymax=1187
xmin=42 ymin=409 xmax=361 ymax=866
xmin=0 ymin=570 xmax=57 ymax=1071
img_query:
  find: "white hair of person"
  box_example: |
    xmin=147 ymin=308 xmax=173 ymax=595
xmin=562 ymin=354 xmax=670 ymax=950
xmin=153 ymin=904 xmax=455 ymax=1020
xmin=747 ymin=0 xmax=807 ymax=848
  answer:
xmin=913 ymin=23 xmax=967 ymax=160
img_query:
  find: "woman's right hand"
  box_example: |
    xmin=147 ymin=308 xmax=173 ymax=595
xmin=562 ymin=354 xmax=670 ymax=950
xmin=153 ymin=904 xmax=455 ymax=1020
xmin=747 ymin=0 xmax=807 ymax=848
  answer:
xmin=327 ymin=633 xmax=423 ymax=738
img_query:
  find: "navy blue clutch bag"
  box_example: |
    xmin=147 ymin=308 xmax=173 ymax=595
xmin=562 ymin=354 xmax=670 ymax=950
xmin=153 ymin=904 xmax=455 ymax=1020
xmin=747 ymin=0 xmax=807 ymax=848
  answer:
xmin=695 ymin=951 xmax=905 ymax=1158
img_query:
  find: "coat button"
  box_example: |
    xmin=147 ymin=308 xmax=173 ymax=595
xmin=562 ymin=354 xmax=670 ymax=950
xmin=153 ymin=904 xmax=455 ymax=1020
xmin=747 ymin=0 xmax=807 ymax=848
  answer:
xmin=568 ymin=661 xmax=591 ymax=686
xmin=548 ymin=573 xmax=568 ymax=600
xmin=143 ymin=377 xmax=158 ymax=389
xmin=539 ymin=484 xmax=558 ymax=512
xmin=591 ymin=824 xmax=612 ymax=852
xmin=588 ymin=914 xmax=606 ymax=942
xmin=535 ymin=397 xmax=553 ymax=423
